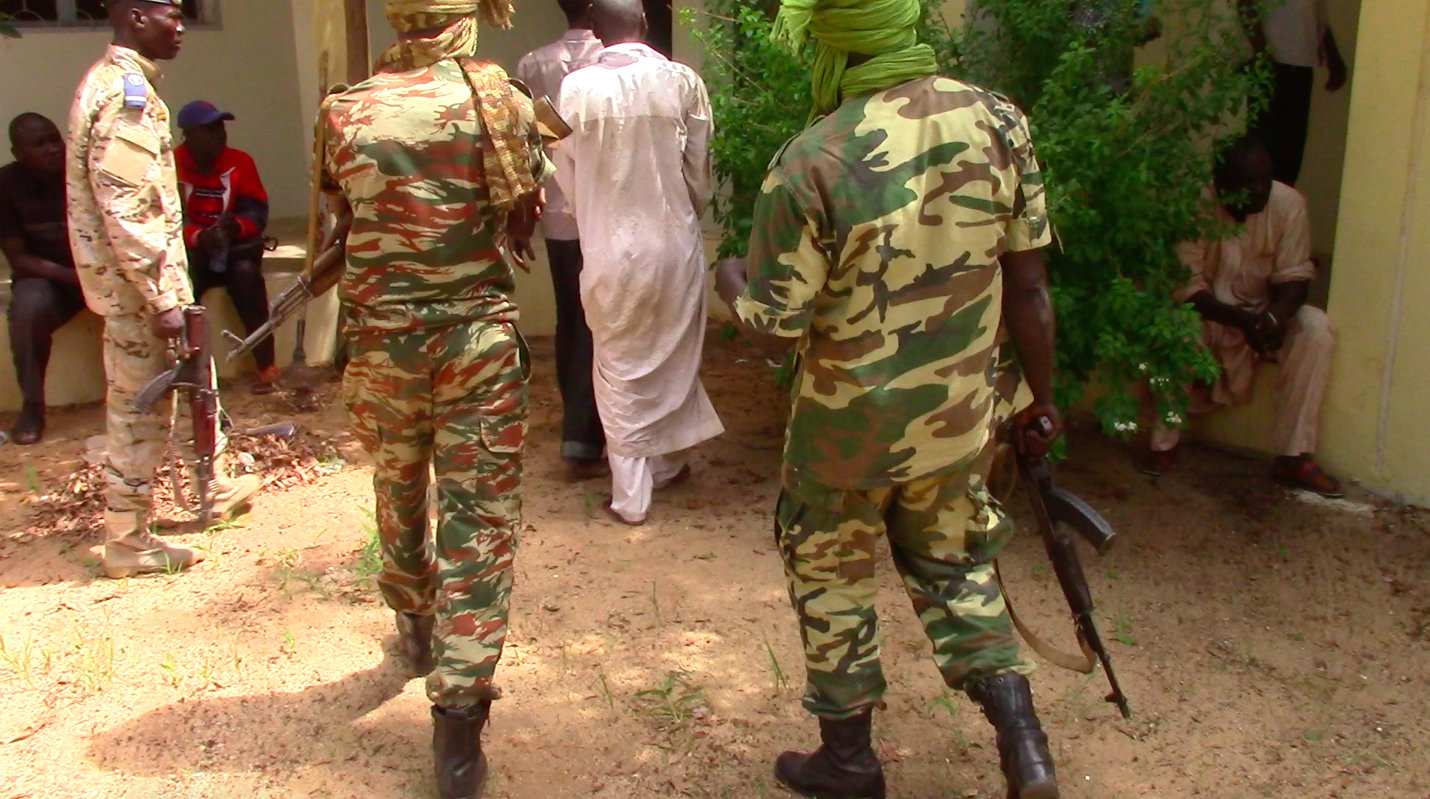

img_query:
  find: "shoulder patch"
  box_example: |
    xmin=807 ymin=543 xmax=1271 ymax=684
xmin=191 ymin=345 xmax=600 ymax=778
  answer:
xmin=122 ymin=73 xmax=147 ymax=108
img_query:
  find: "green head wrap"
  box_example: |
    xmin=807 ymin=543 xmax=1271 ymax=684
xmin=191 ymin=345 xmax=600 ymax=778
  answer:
xmin=772 ymin=0 xmax=939 ymax=116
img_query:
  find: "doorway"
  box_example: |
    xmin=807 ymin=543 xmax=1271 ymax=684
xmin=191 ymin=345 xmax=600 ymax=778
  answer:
xmin=643 ymin=0 xmax=673 ymax=57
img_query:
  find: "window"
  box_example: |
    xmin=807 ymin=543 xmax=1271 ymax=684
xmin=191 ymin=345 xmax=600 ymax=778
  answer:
xmin=1 ymin=0 xmax=208 ymax=27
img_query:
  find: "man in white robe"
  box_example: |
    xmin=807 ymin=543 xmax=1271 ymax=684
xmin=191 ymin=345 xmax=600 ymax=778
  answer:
xmin=557 ymin=0 xmax=724 ymax=525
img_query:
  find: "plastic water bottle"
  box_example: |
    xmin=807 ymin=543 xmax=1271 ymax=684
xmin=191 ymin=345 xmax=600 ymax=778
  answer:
xmin=212 ymin=239 xmax=229 ymax=273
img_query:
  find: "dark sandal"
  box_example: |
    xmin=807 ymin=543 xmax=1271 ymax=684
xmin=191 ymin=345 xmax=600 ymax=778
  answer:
xmin=12 ymin=408 xmax=43 ymax=445
xmin=1275 ymin=458 xmax=1344 ymax=498
xmin=603 ymin=500 xmax=645 ymax=527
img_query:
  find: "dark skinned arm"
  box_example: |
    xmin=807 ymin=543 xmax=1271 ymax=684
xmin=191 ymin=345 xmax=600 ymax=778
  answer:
xmin=318 ymin=194 xmax=354 ymax=254
xmin=1 ymin=237 xmax=80 ymax=286
xmin=714 ymin=256 xmax=798 ymax=350
xmin=1186 ymin=289 xmax=1258 ymax=330
xmin=1001 ymin=247 xmax=1062 ymax=456
xmin=714 ymin=256 xmax=747 ymax=310
xmin=1322 ymin=29 xmax=1348 ymax=91
xmin=1260 ymin=279 xmax=1311 ymax=351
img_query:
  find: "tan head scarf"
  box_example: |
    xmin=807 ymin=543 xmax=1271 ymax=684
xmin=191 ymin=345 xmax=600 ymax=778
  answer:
xmin=375 ymin=0 xmax=537 ymax=212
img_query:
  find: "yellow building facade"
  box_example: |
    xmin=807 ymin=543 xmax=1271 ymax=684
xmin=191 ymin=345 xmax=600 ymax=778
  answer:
xmin=1316 ymin=0 xmax=1430 ymax=504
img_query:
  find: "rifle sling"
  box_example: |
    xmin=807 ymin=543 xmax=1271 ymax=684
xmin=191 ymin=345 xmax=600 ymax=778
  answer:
xmin=994 ymin=558 xmax=1098 ymax=674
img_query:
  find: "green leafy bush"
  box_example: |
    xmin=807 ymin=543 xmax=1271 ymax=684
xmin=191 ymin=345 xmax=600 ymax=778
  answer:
xmin=690 ymin=0 xmax=1268 ymax=437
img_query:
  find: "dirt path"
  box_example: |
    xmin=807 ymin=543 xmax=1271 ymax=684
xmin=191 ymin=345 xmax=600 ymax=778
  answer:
xmin=1 ymin=332 xmax=1427 ymax=799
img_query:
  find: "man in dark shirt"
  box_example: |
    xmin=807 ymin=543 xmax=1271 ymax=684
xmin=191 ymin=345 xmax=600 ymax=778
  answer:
xmin=0 ymin=113 xmax=86 ymax=444
xmin=175 ymin=100 xmax=279 ymax=392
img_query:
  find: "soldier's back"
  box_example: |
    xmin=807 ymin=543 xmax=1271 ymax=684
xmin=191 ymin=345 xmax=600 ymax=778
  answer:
xmin=323 ymin=60 xmax=515 ymax=334
xmin=764 ymin=75 xmax=1052 ymax=491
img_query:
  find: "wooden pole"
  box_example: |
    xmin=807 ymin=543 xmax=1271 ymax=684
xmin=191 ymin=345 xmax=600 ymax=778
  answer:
xmin=344 ymin=0 xmax=369 ymax=85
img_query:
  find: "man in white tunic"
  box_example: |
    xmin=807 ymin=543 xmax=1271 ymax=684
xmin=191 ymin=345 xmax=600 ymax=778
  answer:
xmin=557 ymin=0 xmax=724 ymax=525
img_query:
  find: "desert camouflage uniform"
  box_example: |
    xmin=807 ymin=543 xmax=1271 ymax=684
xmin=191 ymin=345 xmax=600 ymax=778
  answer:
xmin=66 ymin=45 xmax=224 ymax=529
xmin=735 ymin=75 xmax=1051 ymax=718
xmin=323 ymin=59 xmax=550 ymax=709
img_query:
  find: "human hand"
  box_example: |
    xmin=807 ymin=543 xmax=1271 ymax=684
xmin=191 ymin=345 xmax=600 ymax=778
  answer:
xmin=151 ymin=306 xmax=185 ymax=339
xmin=1256 ymin=311 xmax=1287 ymax=353
xmin=198 ymin=225 xmax=231 ymax=255
xmin=1325 ymin=52 xmax=1348 ymax=91
xmin=1241 ymin=310 xmax=1275 ymax=353
xmin=1016 ymin=402 xmax=1063 ymax=459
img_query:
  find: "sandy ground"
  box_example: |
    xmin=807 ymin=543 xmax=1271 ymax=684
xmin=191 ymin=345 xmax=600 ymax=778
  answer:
xmin=0 ymin=330 xmax=1427 ymax=799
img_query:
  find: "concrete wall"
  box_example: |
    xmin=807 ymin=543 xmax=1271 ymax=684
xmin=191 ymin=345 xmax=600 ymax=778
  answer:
xmin=1317 ymin=0 xmax=1430 ymax=504
xmin=0 ymin=0 xmax=309 ymax=223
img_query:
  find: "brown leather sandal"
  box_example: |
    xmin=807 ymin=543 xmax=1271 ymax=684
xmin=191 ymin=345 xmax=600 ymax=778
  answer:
xmin=1274 ymin=456 xmax=1345 ymax=498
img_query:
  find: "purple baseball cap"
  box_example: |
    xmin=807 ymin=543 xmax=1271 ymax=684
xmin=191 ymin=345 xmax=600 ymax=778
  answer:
xmin=177 ymin=100 xmax=236 ymax=130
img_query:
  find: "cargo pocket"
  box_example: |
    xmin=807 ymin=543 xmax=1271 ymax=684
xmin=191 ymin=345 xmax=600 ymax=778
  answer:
xmin=479 ymin=402 xmax=526 ymax=455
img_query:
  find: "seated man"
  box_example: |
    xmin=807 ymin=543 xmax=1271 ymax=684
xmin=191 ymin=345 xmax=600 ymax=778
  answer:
xmin=1143 ymin=135 xmax=1339 ymax=496
xmin=0 ymin=113 xmax=86 ymax=444
xmin=175 ymin=100 xmax=279 ymax=393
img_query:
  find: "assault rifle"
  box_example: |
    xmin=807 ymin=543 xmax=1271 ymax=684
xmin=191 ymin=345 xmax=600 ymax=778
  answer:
xmin=134 ymin=306 xmax=220 ymax=529
xmin=224 ymin=241 xmax=345 ymax=363
xmin=1005 ymin=416 xmax=1132 ymax=719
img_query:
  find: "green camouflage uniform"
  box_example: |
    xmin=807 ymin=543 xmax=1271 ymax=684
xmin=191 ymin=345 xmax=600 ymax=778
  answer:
xmin=323 ymin=59 xmax=550 ymax=709
xmin=735 ymin=75 xmax=1051 ymax=718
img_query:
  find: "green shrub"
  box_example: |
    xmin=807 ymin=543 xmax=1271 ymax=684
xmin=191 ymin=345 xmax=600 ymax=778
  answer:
xmin=690 ymin=0 xmax=1269 ymax=436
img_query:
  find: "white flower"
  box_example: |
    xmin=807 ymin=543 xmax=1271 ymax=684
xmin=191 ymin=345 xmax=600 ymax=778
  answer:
xmin=1114 ymin=421 xmax=1139 ymax=433
xmin=1150 ymin=376 xmax=1171 ymax=389
xmin=1163 ymin=413 xmax=1184 ymax=426
xmin=1137 ymin=362 xmax=1149 ymax=373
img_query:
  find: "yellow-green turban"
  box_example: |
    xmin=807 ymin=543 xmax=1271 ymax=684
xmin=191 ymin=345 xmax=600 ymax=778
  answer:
xmin=772 ymin=0 xmax=939 ymax=116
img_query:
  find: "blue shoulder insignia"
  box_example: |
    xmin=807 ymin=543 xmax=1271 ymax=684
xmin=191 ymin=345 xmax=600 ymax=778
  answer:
xmin=122 ymin=73 xmax=147 ymax=109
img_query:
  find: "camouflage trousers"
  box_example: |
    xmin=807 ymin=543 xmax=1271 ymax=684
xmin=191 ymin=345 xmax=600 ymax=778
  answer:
xmin=776 ymin=463 xmax=1033 ymax=719
xmin=343 ymin=319 xmax=528 ymax=709
xmin=100 ymin=311 xmax=226 ymax=526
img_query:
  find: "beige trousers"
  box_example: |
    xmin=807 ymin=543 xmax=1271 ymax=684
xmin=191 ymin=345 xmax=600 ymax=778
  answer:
xmin=101 ymin=312 xmax=226 ymax=533
xmin=1152 ymin=306 xmax=1334 ymax=457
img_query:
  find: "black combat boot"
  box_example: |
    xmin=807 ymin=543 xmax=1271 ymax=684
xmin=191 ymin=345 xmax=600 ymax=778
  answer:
xmin=968 ymin=673 xmax=1059 ymax=799
xmin=396 ymin=612 xmax=435 ymax=676
xmin=774 ymin=709 xmax=886 ymax=799
xmin=432 ymin=702 xmax=490 ymax=799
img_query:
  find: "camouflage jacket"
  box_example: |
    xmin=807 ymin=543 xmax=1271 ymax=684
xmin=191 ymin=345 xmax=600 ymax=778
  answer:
xmin=322 ymin=59 xmax=553 ymax=333
xmin=66 ymin=44 xmax=193 ymax=318
xmin=735 ymin=75 xmax=1051 ymax=497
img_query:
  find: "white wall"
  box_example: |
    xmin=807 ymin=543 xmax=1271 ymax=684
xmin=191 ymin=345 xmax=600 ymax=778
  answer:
xmin=0 ymin=0 xmax=307 ymax=224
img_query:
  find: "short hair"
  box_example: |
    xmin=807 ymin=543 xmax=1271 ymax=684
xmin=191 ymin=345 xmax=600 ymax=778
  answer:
xmin=8 ymin=112 xmax=51 ymax=146
xmin=1216 ymin=134 xmax=1269 ymax=178
xmin=558 ymin=0 xmax=589 ymax=22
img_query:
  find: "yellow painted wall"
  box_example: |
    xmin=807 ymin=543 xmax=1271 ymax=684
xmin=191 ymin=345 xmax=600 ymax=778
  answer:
xmin=1319 ymin=0 xmax=1430 ymax=503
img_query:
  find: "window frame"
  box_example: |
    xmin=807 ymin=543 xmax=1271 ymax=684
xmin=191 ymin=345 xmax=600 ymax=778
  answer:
xmin=1 ymin=0 xmax=218 ymax=31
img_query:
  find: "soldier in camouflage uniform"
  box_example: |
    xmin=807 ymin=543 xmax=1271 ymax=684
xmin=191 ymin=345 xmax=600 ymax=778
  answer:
xmin=319 ymin=1 xmax=548 ymax=796
xmin=67 ymin=0 xmax=259 ymax=579
xmin=716 ymin=1 xmax=1063 ymax=797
